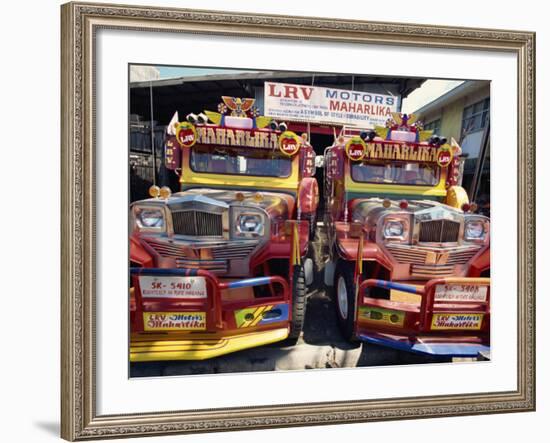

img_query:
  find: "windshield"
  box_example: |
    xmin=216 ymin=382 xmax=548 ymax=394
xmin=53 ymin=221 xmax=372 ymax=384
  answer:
xmin=190 ymin=145 xmax=293 ymax=178
xmin=351 ymin=160 xmax=440 ymax=186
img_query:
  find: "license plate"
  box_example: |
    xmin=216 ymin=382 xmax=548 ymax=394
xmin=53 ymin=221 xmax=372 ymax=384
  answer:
xmin=434 ymin=284 xmax=488 ymax=302
xmin=138 ymin=276 xmax=207 ymax=299
xmin=143 ymin=312 xmax=206 ymax=331
xmin=431 ymin=313 xmax=484 ymax=330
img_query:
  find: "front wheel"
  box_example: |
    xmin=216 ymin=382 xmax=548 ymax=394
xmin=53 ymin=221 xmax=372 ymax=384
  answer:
xmin=287 ymin=265 xmax=307 ymax=343
xmin=334 ymin=261 xmax=356 ymax=341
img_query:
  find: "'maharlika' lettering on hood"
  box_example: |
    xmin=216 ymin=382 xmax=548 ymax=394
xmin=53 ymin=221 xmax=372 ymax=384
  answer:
xmin=361 ymin=143 xmax=438 ymax=162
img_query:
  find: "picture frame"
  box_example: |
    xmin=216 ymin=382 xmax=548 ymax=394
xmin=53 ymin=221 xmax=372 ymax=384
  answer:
xmin=60 ymin=1 xmax=535 ymax=440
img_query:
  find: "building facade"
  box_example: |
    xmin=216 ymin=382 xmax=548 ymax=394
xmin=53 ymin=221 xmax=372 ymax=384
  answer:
xmin=415 ymin=81 xmax=490 ymax=212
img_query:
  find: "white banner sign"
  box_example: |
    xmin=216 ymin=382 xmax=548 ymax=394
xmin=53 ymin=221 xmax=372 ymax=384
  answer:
xmin=264 ymin=81 xmax=399 ymax=128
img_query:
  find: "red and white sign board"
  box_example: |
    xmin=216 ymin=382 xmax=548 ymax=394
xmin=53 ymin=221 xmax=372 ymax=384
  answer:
xmin=264 ymin=81 xmax=399 ymax=127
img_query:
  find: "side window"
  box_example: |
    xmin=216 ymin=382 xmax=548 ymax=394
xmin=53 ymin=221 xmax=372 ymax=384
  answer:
xmin=424 ymin=118 xmax=441 ymax=135
xmin=462 ymin=97 xmax=490 ymax=136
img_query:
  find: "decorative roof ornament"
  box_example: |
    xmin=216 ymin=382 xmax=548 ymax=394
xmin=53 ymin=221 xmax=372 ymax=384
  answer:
xmin=221 ymin=96 xmax=256 ymax=117
xmin=250 ymin=106 xmax=261 ymax=118
xmin=203 ymin=96 xmax=273 ymax=129
xmin=375 ymin=112 xmax=433 ymax=143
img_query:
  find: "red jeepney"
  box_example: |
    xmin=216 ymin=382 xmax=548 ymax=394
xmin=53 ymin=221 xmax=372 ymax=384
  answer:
xmin=323 ymin=113 xmax=490 ymax=357
xmin=129 ymin=97 xmax=318 ymax=361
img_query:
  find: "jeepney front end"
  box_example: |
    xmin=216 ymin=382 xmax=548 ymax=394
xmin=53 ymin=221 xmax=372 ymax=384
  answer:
xmin=349 ymin=199 xmax=490 ymax=357
xmin=324 ymin=114 xmax=491 ymax=358
xmin=129 ymin=97 xmax=315 ymax=362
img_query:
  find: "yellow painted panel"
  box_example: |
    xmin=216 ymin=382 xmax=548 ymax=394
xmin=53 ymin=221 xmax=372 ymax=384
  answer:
xmin=344 ymin=175 xmax=448 ymax=197
xmin=358 ymin=306 xmax=405 ymax=327
xmin=130 ymin=328 xmax=289 ymax=361
xmin=390 ymin=288 xmax=422 ymax=304
xmin=431 ymin=313 xmax=484 ymax=330
xmin=143 ymin=312 xmax=206 ymax=332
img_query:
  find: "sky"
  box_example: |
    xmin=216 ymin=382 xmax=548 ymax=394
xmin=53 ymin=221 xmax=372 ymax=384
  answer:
xmin=133 ymin=66 xmax=465 ymax=113
xmin=157 ymin=66 xmax=252 ymax=78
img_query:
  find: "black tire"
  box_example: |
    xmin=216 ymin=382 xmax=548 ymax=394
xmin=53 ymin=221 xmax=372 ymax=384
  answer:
xmin=304 ymin=213 xmax=317 ymax=241
xmin=287 ymin=264 xmax=307 ymax=342
xmin=334 ymin=260 xmax=356 ymax=341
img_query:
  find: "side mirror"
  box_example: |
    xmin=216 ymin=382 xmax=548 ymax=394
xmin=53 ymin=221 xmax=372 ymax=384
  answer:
xmin=315 ymin=155 xmax=325 ymax=169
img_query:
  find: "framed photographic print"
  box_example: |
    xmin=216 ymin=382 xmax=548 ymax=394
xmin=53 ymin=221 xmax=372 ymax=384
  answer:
xmin=61 ymin=1 xmax=535 ymax=440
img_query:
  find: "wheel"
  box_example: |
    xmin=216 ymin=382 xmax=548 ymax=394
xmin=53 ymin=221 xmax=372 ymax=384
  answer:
xmin=287 ymin=264 xmax=307 ymax=342
xmin=334 ymin=260 xmax=356 ymax=341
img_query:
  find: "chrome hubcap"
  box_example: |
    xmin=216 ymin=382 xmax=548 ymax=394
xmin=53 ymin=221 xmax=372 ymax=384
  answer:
xmin=337 ymin=276 xmax=348 ymax=320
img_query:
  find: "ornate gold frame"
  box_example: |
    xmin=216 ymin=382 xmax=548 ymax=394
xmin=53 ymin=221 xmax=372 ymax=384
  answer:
xmin=60 ymin=2 xmax=535 ymax=440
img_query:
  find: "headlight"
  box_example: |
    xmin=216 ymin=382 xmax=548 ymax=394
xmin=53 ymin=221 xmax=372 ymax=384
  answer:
xmin=384 ymin=220 xmax=404 ymax=237
xmin=382 ymin=217 xmax=409 ymax=241
xmin=134 ymin=207 xmax=165 ymax=230
xmin=236 ymin=213 xmax=264 ymax=236
xmin=464 ymin=219 xmax=487 ymax=241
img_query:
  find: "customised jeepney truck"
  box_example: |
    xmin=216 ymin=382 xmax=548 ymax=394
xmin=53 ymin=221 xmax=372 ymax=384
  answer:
xmin=324 ymin=113 xmax=490 ymax=357
xmin=129 ymin=97 xmax=319 ymax=362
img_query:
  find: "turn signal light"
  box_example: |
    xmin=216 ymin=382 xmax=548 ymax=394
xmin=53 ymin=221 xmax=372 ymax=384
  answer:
xmin=382 ymin=198 xmax=391 ymax=208
xmin=461 ymin=203 xmax=471 ymax=212
xmin=399 ymin=200 xmax=409 ymax=209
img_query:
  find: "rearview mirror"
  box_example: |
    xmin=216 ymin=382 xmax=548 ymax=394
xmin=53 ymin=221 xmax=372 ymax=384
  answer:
xmin=315 ymin=155 xmax=325 ymax=169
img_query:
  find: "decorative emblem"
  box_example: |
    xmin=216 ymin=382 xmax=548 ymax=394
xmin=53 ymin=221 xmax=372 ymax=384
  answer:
xmin=217 ymin=103 xmax=228 ymax=114
xmin=174 ymin=121 xmax=197 ymax=148
xmin=345 ymin=136 xmax=367 ymax=161
xmin=221 ymin=96 xmax=256 ymax=117
xmin=250 ymin=106 xmax=261 ymax=118
xmin=392 ymin=112 xmax=418 ymax=128
xmin=436 ymin=144 xmax=453 ymax=167
xmin=278 ymin=131 xmax=301 ymax=156
xmin=375 ymin=112 xmax=433 ymax=142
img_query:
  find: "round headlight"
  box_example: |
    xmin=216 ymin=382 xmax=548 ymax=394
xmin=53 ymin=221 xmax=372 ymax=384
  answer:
xmin=136 ymin=208 xmax=165 ymax=229
xmin=237 ymin=214 xmax=264 ymax=235
xmin=465 ymin=220 xmax=485 ymax=240
xmin=384 ymin=220 xmax=404 ymax=238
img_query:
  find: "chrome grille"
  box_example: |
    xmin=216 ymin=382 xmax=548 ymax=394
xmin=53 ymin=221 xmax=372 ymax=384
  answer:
xmin=142 ymin=238 xmax=186 ymax=257
xmin=212 ymin=243 xmax=257 ymax=260
xmin=171 ymin=210 xmax=223 ymax=236
xmin=175 ymin=258 xmax=228 ymax=274
xmin=419 ymin=219 xmax=460 ymax=243
xmin=386 ymin=244 xmax=480 ymax=266
xmin=142 ymin=238 xmax=258 ymax=261
xmin=410 ymin=264 xmax=456 ymax=278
